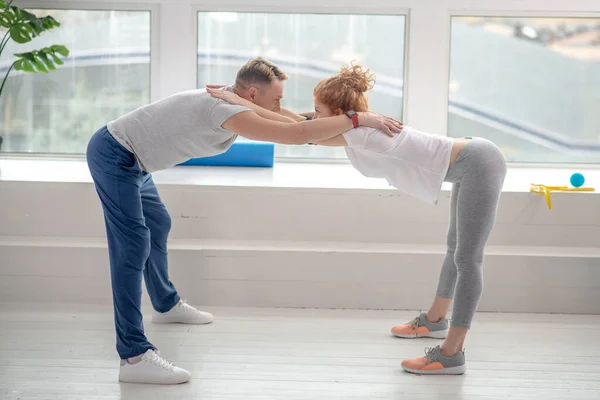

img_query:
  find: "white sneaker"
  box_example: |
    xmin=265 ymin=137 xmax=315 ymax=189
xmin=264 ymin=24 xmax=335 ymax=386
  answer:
xmin=152 ymin=300 xmax=214 ymax=325
xmin=119 ymin=349 xmax=191 ymax=384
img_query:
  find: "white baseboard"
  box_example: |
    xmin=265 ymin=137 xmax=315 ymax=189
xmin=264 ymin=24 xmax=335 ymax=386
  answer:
xmin=2 ymin=239 xmax=599 ymax=313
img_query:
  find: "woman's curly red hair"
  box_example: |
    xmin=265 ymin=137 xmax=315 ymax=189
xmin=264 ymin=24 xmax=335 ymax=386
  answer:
xmin=313 ymin=63 xmax=375 ymax=114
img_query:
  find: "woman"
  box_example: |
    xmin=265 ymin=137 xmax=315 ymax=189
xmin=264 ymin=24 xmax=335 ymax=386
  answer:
xmin=208 ymin=64 xmax=507 ymax=375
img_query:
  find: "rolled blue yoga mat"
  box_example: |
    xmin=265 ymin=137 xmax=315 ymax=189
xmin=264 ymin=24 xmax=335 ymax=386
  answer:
xmin=178 ymin=141 xmax=274 ymax=168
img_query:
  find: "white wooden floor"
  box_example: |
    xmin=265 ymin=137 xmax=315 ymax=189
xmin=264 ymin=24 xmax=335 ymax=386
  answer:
xmin=1 ymin=303 xmax=600 ymax=400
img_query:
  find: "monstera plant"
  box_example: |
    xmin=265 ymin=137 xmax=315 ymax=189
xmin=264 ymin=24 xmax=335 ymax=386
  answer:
xmin=0 ymin=0 xmax=69 ymax=151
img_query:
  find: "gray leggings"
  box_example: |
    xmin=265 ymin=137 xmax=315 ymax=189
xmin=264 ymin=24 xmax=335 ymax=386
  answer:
xmin=436 ymin=138 xmax=507 ymax=329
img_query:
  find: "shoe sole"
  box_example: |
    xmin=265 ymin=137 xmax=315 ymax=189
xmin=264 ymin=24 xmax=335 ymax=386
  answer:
xmin=119 ymin=377 xmax=191 ymax=385
xmin=152 ymin=315 xmax=214 ymax=325
xmin=392 ymin=330 xmax=447 ymax=339
xmin=402 ymin=364 xmax=467 ymax=375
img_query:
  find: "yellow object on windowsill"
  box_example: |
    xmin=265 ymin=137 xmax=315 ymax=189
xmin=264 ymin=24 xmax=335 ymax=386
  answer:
xmin=530 ymin=184 xmax=595 ymax=210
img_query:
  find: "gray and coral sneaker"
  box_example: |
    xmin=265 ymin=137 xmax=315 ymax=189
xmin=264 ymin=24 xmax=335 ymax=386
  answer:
xmin=401 ymin=345 xmax=466 ymax=375
xmin=391 ymin=312 xmax=448 ymax=339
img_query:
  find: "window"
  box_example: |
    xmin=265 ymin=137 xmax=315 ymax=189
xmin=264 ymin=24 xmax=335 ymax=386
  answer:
xmin=449 ymin=17 xmax=600 ymax=163
xmin=0 ymin=9 xmax=150 ymax=154
xmin=197 ymin=12 xmax=406 ymax=160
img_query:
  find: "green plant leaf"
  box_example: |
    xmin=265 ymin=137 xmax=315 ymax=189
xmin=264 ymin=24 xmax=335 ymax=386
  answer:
xmin=50 ymin=53 xmax=63 ymax=65
xmin=20 ymin=9 xmax=38 ymax=22
xmin=9 ymin=22 xmax=33 ymax=43
xmin=1 ymin=8 xmax=61 ymax=40
xmin=13 ymin=58 xmax=24 ymax=69
xmin=14 ymin=51 xmax=34 ymax=61
xmin=42 ymin=48 xmax=64 ymax=65
xmin=33 ymin=59 xmax=47 ymax=73
xmin=14 ymin=46 xmax=68 ymax=74
xmin=40 ymin=16 xmax=60 ymax=30
xmin=15 ymin=58 xmax=35 ymax=72
xmin=25 ymin=16 xmax=60 ymax=36
xmin=0 ymin=5 xmax=68 ymax=86
xmin=38 ymin=51 xmax=55 ymax=70
xmin=50 ymin=44 xmax=69 ymax=57
xmin=27 ymin=19 xmax=43 ymax=35
xmin=11 ymin=5 xmax=25 ymax=20
xmin=24 ymin=60 xmax=35 ymax=72
xmin=0 ymin=9 xmax=14 ymax=26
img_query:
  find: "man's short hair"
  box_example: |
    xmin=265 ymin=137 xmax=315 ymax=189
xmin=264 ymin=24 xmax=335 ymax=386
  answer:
xmin=235 ymin=57 xmax=288 ymax=88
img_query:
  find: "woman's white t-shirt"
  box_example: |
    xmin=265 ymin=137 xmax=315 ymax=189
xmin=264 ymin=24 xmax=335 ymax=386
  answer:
xmin=342 ymin=126 xmax=454 ymax=205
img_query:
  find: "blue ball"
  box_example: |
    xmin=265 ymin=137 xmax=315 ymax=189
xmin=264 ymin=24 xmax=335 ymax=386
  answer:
xmin=570 ymin=172 xmax=585 ymax=188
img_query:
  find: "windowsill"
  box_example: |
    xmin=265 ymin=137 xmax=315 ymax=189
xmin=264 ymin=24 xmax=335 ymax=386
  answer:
xmin=0 ymin=158 xmax=598 ymax=194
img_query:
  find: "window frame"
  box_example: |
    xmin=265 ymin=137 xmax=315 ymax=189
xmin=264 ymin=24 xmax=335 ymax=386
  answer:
xmin=0 ymin=0 xmax=158 ymax=159
xmin=1 ymin=0 xmax=599 ymax=168
xmin=446 ymin=9 xmax=600 ymax=167
xmin=193 ymin=7 xmax=409 ymax=163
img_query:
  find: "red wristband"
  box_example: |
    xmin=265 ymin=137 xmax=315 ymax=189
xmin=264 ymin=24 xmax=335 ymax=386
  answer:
xmin=345 ymin=110 xmax=359 ymax=128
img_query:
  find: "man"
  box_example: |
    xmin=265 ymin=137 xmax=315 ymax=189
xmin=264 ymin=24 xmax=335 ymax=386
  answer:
xmin=207 ymin=57 xmax=313 ymax=122
xmin=86 ymin=56 xmax=402 ymax=385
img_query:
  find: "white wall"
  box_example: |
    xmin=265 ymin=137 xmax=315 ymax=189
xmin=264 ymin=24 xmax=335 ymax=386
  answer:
xmin=2 ymin=163 xmax=600 ymax=312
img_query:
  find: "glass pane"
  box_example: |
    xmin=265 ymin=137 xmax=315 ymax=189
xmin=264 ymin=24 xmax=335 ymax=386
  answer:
xmin=197 ymin=12 xmax=406 ymax=160
xmin=449 ymin=17 xmax=600 ymax=163
xmin=0 ymin=10 xmax=150 ymax=154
